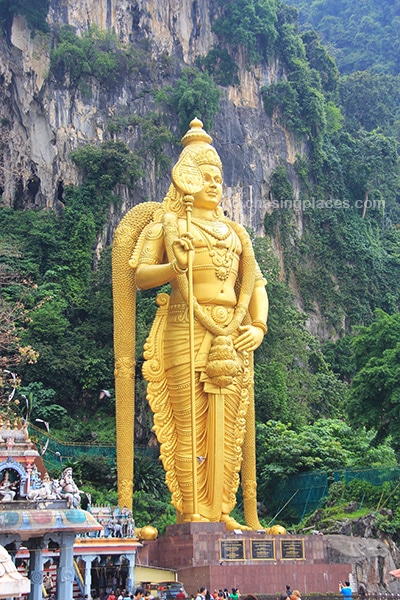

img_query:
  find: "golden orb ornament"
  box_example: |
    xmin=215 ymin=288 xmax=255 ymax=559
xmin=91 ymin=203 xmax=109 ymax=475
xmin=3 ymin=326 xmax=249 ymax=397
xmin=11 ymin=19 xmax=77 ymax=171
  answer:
xmin=266 ymin=524 xmax=287 ymax=535
xmin=135 ymin=526 xmax=158 ymax=540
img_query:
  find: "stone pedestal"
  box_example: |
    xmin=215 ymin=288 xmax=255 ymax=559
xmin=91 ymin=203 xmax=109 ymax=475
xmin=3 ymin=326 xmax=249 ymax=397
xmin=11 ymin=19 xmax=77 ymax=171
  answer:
xmin=142 ymin=523 xmax=350 ymax=596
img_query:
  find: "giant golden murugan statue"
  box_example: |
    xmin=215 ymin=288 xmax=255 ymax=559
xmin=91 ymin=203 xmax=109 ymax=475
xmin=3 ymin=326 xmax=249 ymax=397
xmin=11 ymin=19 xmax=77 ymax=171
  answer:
xmin=113 ymin=118 xmax=268 ymax=530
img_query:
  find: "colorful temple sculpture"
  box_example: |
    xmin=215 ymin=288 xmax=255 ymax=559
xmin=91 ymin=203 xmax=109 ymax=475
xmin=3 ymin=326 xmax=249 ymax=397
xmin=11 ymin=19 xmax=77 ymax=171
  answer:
xmin=0 ymin=415 xmax=103 ymax=599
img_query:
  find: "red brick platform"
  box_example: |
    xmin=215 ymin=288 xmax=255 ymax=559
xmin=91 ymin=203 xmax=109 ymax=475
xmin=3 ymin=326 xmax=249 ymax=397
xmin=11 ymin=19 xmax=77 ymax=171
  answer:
xmin=140 ymin=523 xmax=351 ymax=595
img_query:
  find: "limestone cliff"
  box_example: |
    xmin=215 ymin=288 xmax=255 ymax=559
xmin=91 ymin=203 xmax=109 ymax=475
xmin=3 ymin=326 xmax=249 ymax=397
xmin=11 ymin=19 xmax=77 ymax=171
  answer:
xmin=326 ymin=535 xmax=400 ymax=595
xmin=0 ymin=0 xmax=304 ymax=239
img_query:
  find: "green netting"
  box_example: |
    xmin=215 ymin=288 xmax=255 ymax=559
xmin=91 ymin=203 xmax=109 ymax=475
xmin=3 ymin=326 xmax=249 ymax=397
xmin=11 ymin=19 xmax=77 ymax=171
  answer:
xmin=270 ymin=467 xmax=400 ymax=522
xmin=28 ymin=424 xmax=159 ymax=473
xmin=333 ymin=467 xmax=400 ymax=486
xmin=269 ymin=471 xmax=329 ymax=521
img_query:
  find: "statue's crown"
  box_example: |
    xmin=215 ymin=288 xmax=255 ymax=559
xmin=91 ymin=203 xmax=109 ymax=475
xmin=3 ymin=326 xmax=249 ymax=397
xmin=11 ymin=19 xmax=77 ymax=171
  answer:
xmin=180 ymin=118 xmax=222 ymax=170
xmin=181 ymin=118 xmax=213 ymax=147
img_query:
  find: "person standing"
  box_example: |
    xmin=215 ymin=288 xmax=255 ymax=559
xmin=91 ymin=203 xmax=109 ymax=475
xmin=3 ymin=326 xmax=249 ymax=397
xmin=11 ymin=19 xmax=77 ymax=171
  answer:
xmin=280 ymin=585 xmax=292 ymax=600
xmin=134 ymin=588 xmax=145 ymax=600
xmin=44 ymin=572 xmax=53 ymax=596
xmin=339 ymin=581 xmax=353 ymax=597
xmin=230 ymin=589 xmax=239 ymax=600
xmin=358 ymin=584 xmax=367 ymax=600
xmin=196 ymin=587 xmax=207 ymax=600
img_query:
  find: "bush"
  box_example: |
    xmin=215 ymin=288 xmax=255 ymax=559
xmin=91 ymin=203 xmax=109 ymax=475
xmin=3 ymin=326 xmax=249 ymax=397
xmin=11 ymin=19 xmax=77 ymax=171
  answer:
xmin=196 ymin=48 xmax=239 ymax=87
xmin=212 ymin=0 xmax=278 ymax=64
xmin=154 ymin=67 xmax=221 ymax=134
xmin=0 ymin=0 xmax=49 ymax=37
xmin=50 ymin=26 xmax=131 ymax=93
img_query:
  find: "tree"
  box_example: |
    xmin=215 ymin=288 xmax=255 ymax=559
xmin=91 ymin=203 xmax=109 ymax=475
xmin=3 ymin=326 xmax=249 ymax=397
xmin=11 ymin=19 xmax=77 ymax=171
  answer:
xmin=0 ymin=0 xmax=49 ymax=37
xmin=348 ymin=310 xmax=400 ymax=451
xmin=155 ymin=67 xmax=221 ymax=134
xmin=256 ymin=418 xmax=396 ymax=509
xmin=212 ymin=0 xmax=278 ymax=64
xmin=290 ymin=0 xmax=400 ymax=75
xmin=336 ymin=129 xmax=399 ymax=219
xmin=253 ymin=235 xmax=348 ymax=426
xmin=0 ymin=238 xmax=38 ymax=403
xmin=339 ymin=71 xmax=400 ymax=137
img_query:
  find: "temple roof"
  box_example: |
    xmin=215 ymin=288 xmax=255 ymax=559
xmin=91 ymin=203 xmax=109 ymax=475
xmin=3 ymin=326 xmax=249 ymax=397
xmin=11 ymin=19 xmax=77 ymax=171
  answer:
xmin=0 ymin=508 xmax=102 ymax=541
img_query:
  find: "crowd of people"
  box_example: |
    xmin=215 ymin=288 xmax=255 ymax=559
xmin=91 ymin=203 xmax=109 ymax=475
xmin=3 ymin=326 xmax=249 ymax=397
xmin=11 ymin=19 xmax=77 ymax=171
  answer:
xmin=87 ymin=586 xmax=146 ymax=600
xmin=43 ymin=579 xmax=368 ymax=600
xmin=98 ymin=582 xmax=366 ymax=600
xmin=194 ymin=589 xmax=250 ymax=600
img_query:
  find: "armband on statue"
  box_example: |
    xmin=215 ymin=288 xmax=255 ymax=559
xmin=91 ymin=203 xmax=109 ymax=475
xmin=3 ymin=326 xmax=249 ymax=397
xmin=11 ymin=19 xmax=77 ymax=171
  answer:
xmin=252 ymin=320 xmax=268 ymax=334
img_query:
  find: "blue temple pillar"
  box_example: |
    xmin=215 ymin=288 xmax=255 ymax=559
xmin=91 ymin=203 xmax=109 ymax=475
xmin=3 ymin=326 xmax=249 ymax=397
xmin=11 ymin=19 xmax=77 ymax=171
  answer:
xmin=125 ymin=551 xmax=137 ymax=593
xmin=45 ymin=531 xmax=76 ymax=600
xmin=25 ymin=537 xmax=47 ymax=600
xmin=79 ymin=553 xmax=97 ymax=598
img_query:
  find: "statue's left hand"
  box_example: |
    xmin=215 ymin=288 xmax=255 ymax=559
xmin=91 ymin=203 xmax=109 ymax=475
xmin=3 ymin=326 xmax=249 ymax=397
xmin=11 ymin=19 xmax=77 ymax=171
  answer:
xmin=234 ymin=325 xmax=264 ymax=352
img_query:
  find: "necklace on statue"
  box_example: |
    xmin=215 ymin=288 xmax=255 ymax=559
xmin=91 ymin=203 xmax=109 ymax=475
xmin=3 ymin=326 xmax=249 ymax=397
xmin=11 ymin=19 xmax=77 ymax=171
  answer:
xmin=192 ymin=219 xmax=235 ymax=281
xmin=192 ymin=217 xmax=231 ymax=241
xmin=209 ymin=248 xmax=234 ymax=281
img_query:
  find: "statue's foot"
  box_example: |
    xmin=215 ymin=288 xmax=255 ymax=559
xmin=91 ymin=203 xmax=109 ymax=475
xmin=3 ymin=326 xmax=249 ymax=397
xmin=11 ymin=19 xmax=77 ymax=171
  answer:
xmin=220 ymin=514 xmax=251 ymax=531
xmin=183 ymin=513 xmax=209 ymax=523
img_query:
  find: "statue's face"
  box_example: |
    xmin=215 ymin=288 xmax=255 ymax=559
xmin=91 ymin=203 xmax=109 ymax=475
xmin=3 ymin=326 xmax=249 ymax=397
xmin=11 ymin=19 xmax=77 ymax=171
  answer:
xmin=193 ymin=164 xmax=222 ymax=211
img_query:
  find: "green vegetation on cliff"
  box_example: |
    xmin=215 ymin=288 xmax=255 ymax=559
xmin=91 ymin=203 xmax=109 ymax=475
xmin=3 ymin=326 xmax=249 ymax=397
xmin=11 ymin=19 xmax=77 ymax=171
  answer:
xmin=288 ymin=0 xmax=400 ymax=75
xmin=0 ymin=0 xmax=49 ymax=37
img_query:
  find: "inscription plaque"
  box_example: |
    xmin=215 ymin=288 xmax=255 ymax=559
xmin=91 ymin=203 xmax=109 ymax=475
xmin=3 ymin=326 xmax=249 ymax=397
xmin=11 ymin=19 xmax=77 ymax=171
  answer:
xmin=220 ymin=539 xmax=245 ymax=561
xmin=250 ymin=539 xmax=275 ymax=560
xmin=281 ymin=539 xmax=305 ymax=560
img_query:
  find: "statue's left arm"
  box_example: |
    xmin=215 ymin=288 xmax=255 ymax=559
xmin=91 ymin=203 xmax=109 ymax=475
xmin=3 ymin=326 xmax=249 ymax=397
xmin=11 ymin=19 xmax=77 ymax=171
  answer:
xmin=235 ymin=279 xmax=269 ymax=352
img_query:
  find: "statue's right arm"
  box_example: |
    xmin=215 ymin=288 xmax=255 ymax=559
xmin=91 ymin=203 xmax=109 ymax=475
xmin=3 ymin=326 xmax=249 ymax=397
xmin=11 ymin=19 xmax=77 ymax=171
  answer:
xmin=136 ymin=223 xmax=192 ymax=290
xmin=136 ymin=262 xmax=175 ymax=290
xmin=134 ymin=222 xmax=176 ymax=290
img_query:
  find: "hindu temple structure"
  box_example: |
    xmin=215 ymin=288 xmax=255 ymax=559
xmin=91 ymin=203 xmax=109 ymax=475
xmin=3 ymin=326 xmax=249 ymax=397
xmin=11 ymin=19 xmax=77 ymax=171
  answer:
xmin=0 ymin=414 xmax=103 ymax=599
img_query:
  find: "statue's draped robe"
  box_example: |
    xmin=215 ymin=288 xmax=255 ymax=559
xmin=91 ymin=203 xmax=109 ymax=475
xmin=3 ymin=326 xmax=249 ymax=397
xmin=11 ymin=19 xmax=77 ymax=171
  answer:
xmin=142 ymin=219 xmax=264 ymax=521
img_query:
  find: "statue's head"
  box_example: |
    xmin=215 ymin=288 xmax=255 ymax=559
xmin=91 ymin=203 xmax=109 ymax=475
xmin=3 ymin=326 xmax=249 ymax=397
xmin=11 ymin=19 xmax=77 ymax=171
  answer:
xmin=172 ymin=118 xmax=222 ymax=198
xmin=62 ymin=467 xmax=73 ymax=478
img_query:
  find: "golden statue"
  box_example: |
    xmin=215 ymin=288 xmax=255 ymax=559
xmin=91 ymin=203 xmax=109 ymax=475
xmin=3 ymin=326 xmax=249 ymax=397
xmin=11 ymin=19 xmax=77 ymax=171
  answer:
xmin=113 ymin=118 xmax=269 ymax=530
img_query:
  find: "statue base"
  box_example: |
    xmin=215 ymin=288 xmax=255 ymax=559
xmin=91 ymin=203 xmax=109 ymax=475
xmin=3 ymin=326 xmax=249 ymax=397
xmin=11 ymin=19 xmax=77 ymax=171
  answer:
xmin=140 ymin=522 xmax=350 ymax=595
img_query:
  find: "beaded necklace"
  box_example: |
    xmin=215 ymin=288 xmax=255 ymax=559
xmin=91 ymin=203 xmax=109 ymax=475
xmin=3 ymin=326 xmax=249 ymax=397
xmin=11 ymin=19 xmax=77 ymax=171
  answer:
xmin=191 ymin=217 xmax=231 ymax=241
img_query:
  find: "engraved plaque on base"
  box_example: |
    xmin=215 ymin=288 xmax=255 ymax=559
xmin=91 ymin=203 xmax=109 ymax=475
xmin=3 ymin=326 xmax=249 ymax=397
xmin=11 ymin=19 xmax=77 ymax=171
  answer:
xmin=220 ymin=539 xmax=245 ymax=561
xmin=250 ymin=539 xmax=275 ymax=560
xmin=280 ymin=539 xmax=305 ymax=560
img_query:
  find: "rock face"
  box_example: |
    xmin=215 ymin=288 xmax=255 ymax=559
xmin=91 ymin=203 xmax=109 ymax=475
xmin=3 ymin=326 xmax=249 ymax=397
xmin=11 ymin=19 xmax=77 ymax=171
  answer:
xmin=0 ymin=0 xmax=303 ymax=239
xmin=326 ymin=535 xmax=400 ymax=595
